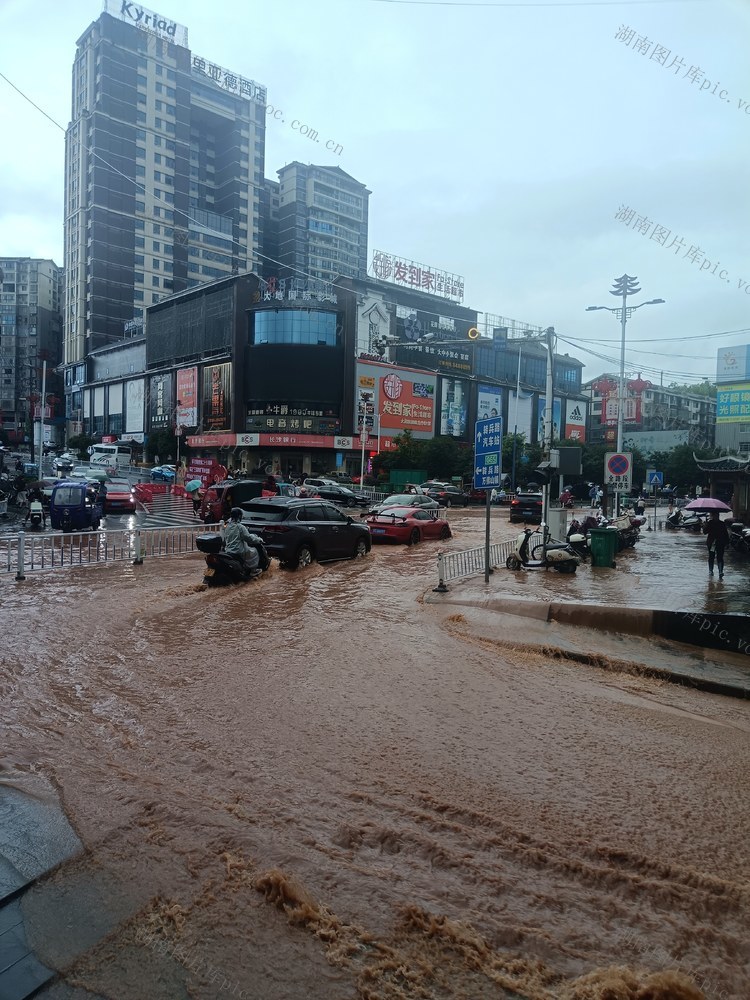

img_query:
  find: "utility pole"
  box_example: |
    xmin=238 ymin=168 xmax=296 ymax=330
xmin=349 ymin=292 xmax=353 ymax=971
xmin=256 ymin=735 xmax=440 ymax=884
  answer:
xmin=586 ymin=278 xmax=665 ymax=516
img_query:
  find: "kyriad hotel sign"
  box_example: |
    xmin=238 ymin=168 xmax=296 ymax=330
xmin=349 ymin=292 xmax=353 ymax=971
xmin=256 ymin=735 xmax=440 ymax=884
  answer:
xmin=103 ymin=1 xmax=189 ymax=47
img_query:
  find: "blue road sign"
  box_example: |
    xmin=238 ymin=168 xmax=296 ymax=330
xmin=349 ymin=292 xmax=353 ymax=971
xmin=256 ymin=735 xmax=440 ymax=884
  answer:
xmin=474 ymin=417 xmax=503 ymax=489
xmin=648 ymin=470 xmax=663 ymax=486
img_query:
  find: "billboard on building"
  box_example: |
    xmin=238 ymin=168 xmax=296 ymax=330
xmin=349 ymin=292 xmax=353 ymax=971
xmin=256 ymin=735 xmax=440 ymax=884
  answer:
xmin=176 ymin=367 xmax=198 ymax=427
xmin=149 ymin=373 xmax=173 ymax=430
xmin=716 ymin=345 xmax=750 ymax=384
xmin=717 ymin=383 xmax=750 ymax=423
xmin=355 ymin=362 xmax=436 ymax=439
xmin=103 ymin=0 xmax=189 ymax=46
xmin=477 ymin=384 xmax=502 ymax=421
xmin=622 ymin=430 xmax=689 ymax=455
xmin=537 ymin=396 xmax=562 ymax=441
xmin=125 ymin=379 xmax=145 ymax=435
xmin=564 ymin=400 xmax=586 ymax=442
xmin=439 ymin=377 xmax=469 ymax=438
xmin=369 ymin=250 xmax=465 ymax=302
xmin=203 ymin=363 xmax=232 ymax=431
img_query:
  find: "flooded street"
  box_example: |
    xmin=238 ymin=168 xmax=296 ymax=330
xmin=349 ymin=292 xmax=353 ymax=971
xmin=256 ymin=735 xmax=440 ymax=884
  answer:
xmin=2 ymin=508 xmax=749 ymax=999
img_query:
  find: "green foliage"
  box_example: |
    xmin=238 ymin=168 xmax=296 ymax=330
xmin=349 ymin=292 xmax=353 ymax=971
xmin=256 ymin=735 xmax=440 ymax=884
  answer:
xmin=646 ymin=444 xmax=721 ymax=490
xmin=373 ymin=431 xmax=473 ymax=482
xmin=66 ymin=434 xmax=95 ymax=458
xmin=666 ymin=381 xmax=716 ymax=399
xmin=147 ymin=428 xmax=177 ymax=463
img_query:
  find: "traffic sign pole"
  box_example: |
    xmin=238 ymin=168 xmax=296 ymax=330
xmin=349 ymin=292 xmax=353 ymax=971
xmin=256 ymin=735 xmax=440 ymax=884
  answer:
xmin=474 ymin=417 xmax=503 ymax=583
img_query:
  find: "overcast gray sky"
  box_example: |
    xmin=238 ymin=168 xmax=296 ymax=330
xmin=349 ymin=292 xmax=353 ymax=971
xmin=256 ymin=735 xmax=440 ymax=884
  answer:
xmin=1 ymin=0 xmax=748 ymax=385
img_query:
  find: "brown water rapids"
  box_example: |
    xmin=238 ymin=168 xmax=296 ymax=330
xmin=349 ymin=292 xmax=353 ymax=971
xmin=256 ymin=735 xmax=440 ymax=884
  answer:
xmin=1 ymin=510 xmax=748 ymax=999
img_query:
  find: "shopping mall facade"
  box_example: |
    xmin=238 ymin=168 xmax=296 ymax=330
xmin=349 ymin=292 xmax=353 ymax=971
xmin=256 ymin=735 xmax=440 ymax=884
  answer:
xmin=77 ymin=270 xmax=587 ymax=477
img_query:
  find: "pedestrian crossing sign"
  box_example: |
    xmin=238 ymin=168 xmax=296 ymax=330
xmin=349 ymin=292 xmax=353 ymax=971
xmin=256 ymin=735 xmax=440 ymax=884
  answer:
xmin=648 ymin=471 xmax=663 ymax=486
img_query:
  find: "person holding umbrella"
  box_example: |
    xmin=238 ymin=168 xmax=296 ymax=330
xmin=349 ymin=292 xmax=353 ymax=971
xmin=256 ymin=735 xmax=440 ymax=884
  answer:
xmin=682 ymin=497 xmax=732 ymax=580
xmin=703 ymin=511 xmax=729 ymax=580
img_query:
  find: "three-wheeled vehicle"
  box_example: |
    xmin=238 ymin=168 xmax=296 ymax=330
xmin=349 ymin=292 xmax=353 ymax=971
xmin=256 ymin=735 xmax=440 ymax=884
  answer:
xmin=49 ymin=480 xmax=104 ymax=532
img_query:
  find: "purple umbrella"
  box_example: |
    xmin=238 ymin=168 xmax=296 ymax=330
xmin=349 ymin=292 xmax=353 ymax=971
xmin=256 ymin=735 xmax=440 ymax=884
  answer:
xmin=683 ymin=498 xmax=731 ymax=512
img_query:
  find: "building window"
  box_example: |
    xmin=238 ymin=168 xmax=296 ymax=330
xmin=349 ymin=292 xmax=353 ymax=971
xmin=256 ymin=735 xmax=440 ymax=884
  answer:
xmin=252 ymin=309 xmax=338 ymax=346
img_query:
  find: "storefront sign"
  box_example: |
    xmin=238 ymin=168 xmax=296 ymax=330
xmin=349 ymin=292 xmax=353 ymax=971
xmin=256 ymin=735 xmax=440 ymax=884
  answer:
xmin=191 ymin=55 xmax=265 ymax=104
xmin=717 ymin=384 xmax=750 ymax=423
xmin=202 ymin=363 xmax=231 ymax=431
xmin=370 ymin=249 xmax=464 ymax=303
xmin=395 ymin=341 xmax=473 ymax=375
xmin=149 ymin=372 xmax=173 ymax=430
xmin=247 ymin=404 xmax=335 ymax=418
xmin=176 ymin=367 xmax=198 ymax=427
xmin=104 ymin=0 xmax=188 ymax=46
xmin=187 ymin=433 xmax=236 ymax=448
xmin=254 ymin=276 xmax=338 ymax=305
xmin=716 ymin=345 xmax=750 ymax=384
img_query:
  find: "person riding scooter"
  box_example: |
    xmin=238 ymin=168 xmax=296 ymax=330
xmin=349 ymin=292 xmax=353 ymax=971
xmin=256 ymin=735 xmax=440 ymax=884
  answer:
xmin=222 ymin=507 xmax=263 ymax=577
xmin=23 ymin=485 xmax=47 ymax=529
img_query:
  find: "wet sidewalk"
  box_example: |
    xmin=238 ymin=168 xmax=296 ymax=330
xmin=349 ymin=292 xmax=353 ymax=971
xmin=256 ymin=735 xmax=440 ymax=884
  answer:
xmin=428 ymin=511 xmax=750 ymax=698
xmin=479 ymin=516 xmax=749 ymax=616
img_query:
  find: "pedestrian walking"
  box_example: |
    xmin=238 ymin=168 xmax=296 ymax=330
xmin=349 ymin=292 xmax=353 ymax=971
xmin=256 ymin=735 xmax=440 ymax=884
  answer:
xmin=702 ymin=512 xmax=729 ymax=580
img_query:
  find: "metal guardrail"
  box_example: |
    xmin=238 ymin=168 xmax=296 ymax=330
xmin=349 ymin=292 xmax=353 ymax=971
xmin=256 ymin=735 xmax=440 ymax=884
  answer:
xmin=435 ymin=531 xmax=546 ymax=590
xmin=0 ymin=523 xmax=221 ymax=580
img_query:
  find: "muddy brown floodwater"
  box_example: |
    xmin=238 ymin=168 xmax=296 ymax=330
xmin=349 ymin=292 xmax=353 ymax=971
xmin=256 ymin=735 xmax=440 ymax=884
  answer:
xmin=2 ymin=508 xmax=749 ymax=1000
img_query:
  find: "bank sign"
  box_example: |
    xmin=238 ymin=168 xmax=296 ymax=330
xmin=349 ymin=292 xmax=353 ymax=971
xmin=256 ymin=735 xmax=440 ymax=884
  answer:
xmin=103 ymin=1 xmax=189 ymax=47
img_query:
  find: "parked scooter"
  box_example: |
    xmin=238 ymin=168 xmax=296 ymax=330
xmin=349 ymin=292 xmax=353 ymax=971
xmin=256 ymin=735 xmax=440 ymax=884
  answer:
xmin=728 ymin=522 xmax=750 ymax=554
xmin=506 ymin=527 xmax=580 ymax=573
xmin=196 ymin=532 xmax=270 ymax=587
xmin=666 ymin=508 xmax=704 ymax=532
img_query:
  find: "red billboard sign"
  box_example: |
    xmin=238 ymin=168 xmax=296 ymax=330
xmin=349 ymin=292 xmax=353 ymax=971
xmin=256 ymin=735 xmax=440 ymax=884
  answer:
xmin=380 ymin=374 xmax=435 ymax=433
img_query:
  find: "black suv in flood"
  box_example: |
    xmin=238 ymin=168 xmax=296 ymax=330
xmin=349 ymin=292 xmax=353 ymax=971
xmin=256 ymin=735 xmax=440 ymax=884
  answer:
xmin=241 ymin=497 xmax=372 ymax=569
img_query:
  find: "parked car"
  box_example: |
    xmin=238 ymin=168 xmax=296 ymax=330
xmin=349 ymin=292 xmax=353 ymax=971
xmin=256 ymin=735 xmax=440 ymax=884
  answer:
xmin=310 ymin=483 xmax=370 ymax=507
xmin=324 ymin=472 xmax=355 ymax=485
xmin=103 ymin=478 xmax=137 ymax=515
xmin=509 ymin=492 xmax=544 ymax=523
xmin=302 ymin=477 xmax=339 ymax=492
xmin=423 ymin=485 xmax=469 ymax=507
xmin=366 ymin=506 xmax=452 ymax=545
xmin=465 ymin=487 xmax=490 ymax=505
xmin=365 ymin=494 xmax=441 ymax=516
xmin=150 ymin=465 xmax=176 ymax=482
xmin=240 ymin=497 xmax=371 ymax=569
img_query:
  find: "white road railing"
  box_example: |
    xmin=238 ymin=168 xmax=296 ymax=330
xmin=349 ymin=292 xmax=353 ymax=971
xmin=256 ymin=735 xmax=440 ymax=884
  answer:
xmin=435 ymin=531 xmax=546 ymax=591
xmin=1 ymin=524 xmax=221 ymax=580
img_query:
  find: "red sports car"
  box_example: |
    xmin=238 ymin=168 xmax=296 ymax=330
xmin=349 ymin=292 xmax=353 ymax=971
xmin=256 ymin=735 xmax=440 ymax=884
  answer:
xmin=365 ymin=506 xmax=452 ymax=545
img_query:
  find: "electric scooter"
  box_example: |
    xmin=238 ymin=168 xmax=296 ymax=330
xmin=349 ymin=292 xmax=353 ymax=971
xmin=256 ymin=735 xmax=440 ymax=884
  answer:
xmin=196 ymin=532 xmax=270 ymax=587
xmin=506 ymin=527 xmax=580 ymax=574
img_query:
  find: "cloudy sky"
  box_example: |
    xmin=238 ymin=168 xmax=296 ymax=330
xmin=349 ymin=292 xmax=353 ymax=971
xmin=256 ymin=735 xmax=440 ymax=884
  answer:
xmin=1 ymin=0 xmax=748 ymax=385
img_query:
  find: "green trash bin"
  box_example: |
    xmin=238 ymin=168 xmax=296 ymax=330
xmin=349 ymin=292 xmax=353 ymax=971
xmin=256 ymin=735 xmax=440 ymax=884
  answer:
xmin=589 ymin=527 xmax=618 ymax=568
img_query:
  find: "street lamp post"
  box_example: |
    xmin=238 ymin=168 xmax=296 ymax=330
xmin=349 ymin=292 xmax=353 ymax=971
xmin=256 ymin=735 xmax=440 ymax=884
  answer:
xmin=586 ymin=276 xmax=664 ymax=513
